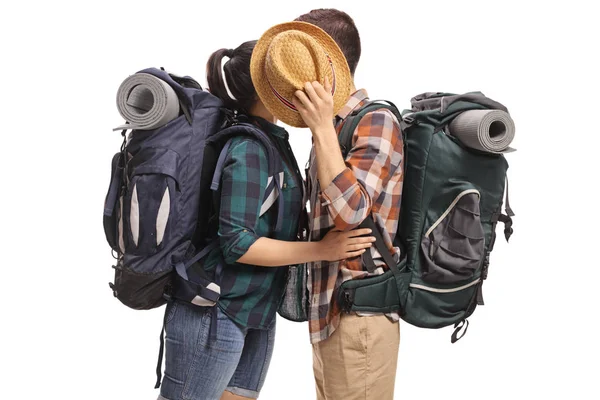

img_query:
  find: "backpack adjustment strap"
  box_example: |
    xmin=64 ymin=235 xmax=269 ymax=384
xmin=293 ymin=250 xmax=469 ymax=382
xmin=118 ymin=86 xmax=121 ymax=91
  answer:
xmin=451 ymin=319 xmax=470 ymax=343
xmin=498 ymin=214 xmax=514 ymax=242
xmin=476 ymin=278 xmax=485 ymax=306
xmin=173 ymin=262 xmax=220 ymax=305
xmin=359 ymin=216 xmax=398 ymax=274
xmin=399 ymin=114 xmax=417 ymax=133
xmin=155 ymin=306 xmax=170 ymax=388
xmin=340 ymin=288 xmax=356 ymax=314
xmin=481 ymin=251 xmax=491 ymax=280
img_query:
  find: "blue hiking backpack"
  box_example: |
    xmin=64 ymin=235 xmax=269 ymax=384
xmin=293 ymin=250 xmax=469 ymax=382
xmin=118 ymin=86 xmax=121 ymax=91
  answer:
xmin=103 ymin=68 xmax=285 ymax=312
xmin=104 ymin=68 xmax=288 ymax=388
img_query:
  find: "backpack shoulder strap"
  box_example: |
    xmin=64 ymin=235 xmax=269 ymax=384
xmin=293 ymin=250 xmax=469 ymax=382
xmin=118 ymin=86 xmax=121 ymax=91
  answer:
xmin=338 ymin=100 xmax=404 ymax=159
xmin=210 ymin=122 xmax=285 ymax=231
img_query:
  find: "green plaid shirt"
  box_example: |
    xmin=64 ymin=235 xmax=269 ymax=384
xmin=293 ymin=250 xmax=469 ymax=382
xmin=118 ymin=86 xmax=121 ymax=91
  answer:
xmin=204 ymin=118 xmax=304 ymax=329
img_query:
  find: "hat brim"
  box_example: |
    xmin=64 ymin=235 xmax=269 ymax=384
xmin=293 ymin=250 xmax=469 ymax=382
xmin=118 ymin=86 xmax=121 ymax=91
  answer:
xmin=251 ymin=22 xmax=352 ymax=128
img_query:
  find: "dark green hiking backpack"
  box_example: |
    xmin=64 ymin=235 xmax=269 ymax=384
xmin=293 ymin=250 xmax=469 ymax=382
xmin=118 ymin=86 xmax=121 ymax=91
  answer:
xmin=338 ymin=92 xmax=515 ymax=342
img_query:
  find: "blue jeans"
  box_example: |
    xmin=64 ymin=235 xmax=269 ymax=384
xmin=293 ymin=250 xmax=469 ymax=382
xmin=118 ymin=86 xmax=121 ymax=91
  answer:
xmin=158 ymin=302 xmax=276 ymax=400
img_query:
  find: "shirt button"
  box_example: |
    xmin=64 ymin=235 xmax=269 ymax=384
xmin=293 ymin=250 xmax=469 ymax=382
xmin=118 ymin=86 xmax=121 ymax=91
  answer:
xmin=283 ymin=183 xmax=287 ymax=188
xmin=243 ymin=229 xmax=248 ymax=233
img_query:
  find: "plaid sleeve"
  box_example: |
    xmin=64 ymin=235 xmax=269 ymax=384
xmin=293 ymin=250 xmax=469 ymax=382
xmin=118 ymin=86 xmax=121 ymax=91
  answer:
xmin=218 ymin=139 xmax=269 ymax=265
xmin=320 ymin=110 xmax=402 ymax=231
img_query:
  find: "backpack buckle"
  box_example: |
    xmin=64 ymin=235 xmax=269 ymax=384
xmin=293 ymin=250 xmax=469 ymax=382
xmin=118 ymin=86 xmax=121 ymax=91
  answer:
xmin=403 ymin=115 xmax=415 ymax=124
xmin=221 ymin=108 xmax=240 ymax=127
xmin=340 ymin=289 xmax=355 ymax=313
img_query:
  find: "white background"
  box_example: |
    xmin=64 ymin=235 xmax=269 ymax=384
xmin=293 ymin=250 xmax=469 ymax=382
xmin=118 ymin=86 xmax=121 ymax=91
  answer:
xmin=2 ymin=0 xmax=599 ymax=399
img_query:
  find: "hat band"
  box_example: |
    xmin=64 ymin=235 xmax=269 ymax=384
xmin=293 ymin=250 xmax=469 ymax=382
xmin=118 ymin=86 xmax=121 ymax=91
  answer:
xmin=266 ymin=53 xmax=337 ymax=113
xmin=269 ymin=81 xmax=298 ymax=111
xmin=327 ymin=54 xmax=337 ymax=97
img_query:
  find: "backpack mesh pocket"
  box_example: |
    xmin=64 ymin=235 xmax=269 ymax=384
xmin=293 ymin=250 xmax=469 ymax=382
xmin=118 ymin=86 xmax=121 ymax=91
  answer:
xmin=421 ymin=189 xmax=485 ymax=284
xmin=278 ymin=264 xmax=309 ymax=322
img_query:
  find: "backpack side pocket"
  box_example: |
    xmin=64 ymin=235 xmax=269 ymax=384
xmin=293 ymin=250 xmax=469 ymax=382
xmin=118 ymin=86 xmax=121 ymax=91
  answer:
xmin=421 ymin=189 xmax=485 ymax=284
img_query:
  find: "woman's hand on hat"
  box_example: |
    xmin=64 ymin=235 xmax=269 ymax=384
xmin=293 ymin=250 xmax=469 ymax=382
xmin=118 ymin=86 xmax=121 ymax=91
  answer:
xmin=293 ymin=79 xmax=335 ymax=136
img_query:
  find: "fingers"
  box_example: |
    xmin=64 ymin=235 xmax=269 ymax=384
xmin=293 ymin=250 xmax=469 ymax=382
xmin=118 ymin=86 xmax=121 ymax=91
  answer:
xmin=292 ymin=96 xmax=306 ymax=115
xmin=313 ymin=80 xmax=329 ymax=99
xmin=348 ymin=236 xmax=376 ymax=246
xmin=349 ymin=241 xmax=373 ymax=251
xmin=324 ymin=77 xmax=332 ymax=95
xmin=304 ymin=82 xmax=320 ymax=104
xmin=294 ymin=90 xmax=311 ymax=109
xmin=346 ymin=248 xmax=367 ymax=258
xmin=346 ymin=228 xmax=372 ymax=238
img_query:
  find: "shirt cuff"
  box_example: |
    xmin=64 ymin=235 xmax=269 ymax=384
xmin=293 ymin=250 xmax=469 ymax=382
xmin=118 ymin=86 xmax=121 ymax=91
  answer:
xmin=221 ymin=229 xmax=261 ymax=265
xmin=320 ymin=167 xmax=358 ymax=206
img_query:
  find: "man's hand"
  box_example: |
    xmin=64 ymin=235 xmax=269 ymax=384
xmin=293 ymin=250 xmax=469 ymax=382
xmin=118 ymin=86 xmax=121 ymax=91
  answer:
xmin=293 ymin=78 xmax=335 ymax=136
xmin=294 ymin=77 xmax=347 ymax=189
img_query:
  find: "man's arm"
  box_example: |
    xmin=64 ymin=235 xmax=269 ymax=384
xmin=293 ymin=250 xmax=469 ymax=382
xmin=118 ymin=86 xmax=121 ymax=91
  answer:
xmin=294 ymin=81 xmax=402 ymax=231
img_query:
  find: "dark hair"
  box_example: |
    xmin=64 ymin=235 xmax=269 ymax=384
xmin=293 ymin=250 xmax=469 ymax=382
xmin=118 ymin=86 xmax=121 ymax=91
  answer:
xmin=295 ymin=9 xmax=361 ymax=75
xmin=206 ymin=40 xmax=257 ymax=114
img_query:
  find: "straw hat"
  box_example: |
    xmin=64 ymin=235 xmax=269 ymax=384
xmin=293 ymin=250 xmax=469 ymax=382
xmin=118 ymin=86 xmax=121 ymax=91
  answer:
xmin=250 ymin=22 xmax=352 ymax=127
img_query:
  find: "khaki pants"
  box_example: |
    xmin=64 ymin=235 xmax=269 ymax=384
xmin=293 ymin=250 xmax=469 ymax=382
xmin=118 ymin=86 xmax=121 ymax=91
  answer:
xmin=312 ymin=314 xmax=400 ymax=400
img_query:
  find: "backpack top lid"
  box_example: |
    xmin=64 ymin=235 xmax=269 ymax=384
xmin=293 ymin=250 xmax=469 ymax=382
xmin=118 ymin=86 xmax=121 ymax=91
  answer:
xmin=405 ymin=92 xmax=509 ymax=128
xmin=137 ymin=68 xmax=223 ymax=117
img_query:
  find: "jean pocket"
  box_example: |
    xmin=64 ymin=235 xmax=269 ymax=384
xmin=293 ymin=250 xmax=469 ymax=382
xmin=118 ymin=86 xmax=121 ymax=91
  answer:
xmin=421 ymin=189 xmax=485 ymax=284
xmin=165 ymin=301 xmax=179 ymax=325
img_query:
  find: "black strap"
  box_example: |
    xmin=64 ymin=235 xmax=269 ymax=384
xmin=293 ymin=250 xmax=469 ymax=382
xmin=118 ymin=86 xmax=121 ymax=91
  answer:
xmin=360 ymin=217 xmax=398 ymax=275
xmin=476 ymin=281 xmax=485 ymax=306
xmin=208 ymin=262 xmax=225 ymax=340
xmin=498 ymin=214 xmax=514 ymax=242
xmin=155 ymin=306 xmax=170 ymax=388
xmin=179 ymin=98 xmax=193 ymax=125
xmin=338 ymin=101 xmax=404 ymax=159
xmin=338 ymin=113 xmax=360 ymax=158
xmin=451 ymin=319 xmax=469 ymax=343
xmin=504 ymin=177 xmax=515 ymax=217
xmin=362 ymin=245 xmax=378 ymax=273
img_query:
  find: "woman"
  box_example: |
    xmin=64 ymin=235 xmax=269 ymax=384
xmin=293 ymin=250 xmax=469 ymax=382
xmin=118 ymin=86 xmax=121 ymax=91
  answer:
xmin=158 ymin=41 xmax=375 ymax=400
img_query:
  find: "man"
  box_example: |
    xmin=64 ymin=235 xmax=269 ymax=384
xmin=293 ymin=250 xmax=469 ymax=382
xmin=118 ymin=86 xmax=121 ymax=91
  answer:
xmin=293 ymin=8 xmax=405 ymax=400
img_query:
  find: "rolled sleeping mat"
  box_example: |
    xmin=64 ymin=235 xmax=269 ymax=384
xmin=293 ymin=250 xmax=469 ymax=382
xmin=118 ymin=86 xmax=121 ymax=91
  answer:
xmin=448 ymin=109 xmax=516 ymax=153
xmin=114 ymin=73 xmax=180 ymax=131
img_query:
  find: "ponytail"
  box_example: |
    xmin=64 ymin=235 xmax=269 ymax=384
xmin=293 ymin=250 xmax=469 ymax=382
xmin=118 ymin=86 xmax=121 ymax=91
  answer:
xmin=206 ymin=41 xmax=257 ymax=115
